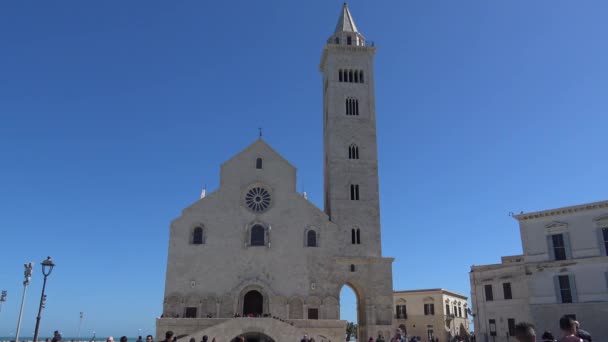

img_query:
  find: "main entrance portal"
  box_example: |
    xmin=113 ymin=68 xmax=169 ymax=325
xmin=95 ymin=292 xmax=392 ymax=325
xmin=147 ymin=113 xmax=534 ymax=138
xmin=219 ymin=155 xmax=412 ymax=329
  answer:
xmin=231 ymin=332 xmax=275 ymax=342
xmin=243 ymin=290 xmax=264 ymax=316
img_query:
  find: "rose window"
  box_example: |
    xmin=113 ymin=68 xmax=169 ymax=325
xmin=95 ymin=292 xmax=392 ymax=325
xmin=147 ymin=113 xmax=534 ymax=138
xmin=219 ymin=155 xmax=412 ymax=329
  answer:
xmin=245 ymin=187 xmax=271 ymax=213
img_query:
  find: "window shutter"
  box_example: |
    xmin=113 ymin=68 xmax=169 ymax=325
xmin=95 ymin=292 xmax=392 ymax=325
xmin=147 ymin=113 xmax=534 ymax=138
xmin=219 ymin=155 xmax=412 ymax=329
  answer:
xmin=569 ymin=274 xmax=578 ymax=303
xmin=563 ymin=232 xmax=573 ymax=259
xmin=547 ymin=235 xmax=555 ymax=260
xmin=598 ymin=228 xmax=607 ymax=256
xmin=553 ymin=275 xmax=561 ymax=303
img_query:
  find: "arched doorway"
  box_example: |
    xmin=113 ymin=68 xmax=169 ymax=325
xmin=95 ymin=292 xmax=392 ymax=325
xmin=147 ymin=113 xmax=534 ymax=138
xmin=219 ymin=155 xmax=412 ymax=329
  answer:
xmin=243 ymin=290 xmax=264 ymax=316
xmin=231 ymin=332 xmax=275 ymax=342
xmin=340 ymin=283 xmax=364 ymax=341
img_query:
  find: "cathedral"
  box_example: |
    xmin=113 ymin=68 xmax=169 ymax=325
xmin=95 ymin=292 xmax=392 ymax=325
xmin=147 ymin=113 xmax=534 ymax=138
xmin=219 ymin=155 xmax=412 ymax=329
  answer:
xmin=157 ymin=4 xmax=396 ymax=341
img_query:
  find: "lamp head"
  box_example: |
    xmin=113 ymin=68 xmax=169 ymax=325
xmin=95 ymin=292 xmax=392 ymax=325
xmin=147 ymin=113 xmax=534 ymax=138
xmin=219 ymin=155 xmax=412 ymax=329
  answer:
xmin=41 ymin=256 xmax=55 ymax=276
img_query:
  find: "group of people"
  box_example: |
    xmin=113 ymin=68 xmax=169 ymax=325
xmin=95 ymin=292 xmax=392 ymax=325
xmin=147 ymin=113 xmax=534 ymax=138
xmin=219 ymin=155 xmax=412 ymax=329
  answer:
xmin=514 ymin=316 xmax=592 ymax=342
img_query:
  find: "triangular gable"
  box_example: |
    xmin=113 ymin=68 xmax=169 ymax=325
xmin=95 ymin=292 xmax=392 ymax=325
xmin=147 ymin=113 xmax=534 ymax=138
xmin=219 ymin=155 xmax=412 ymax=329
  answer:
xmin=221 ymin=139 xmax=296 ymax=172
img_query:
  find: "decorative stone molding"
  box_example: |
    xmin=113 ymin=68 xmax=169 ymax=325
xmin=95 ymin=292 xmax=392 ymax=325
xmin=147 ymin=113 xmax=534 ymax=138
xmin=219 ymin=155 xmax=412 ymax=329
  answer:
xmin=593 ymin=214 xmax=608 ymax=228
xmin=514 ymin=200 xmax=608 ymax=221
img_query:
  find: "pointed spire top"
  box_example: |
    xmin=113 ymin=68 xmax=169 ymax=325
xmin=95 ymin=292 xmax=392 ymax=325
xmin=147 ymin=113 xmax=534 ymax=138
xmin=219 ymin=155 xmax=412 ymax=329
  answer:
xmin=334 ymin=3 xmax=358 ymax=34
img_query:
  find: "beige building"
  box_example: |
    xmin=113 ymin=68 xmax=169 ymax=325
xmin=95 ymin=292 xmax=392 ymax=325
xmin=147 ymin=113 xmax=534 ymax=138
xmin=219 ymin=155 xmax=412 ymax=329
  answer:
xmin=393 ymin=289 xmax=470 ymax=342
xmin=470 ymin=200 xmax=608 ymax=342
xmin=157 ymin=4 xmax=396 ymax=342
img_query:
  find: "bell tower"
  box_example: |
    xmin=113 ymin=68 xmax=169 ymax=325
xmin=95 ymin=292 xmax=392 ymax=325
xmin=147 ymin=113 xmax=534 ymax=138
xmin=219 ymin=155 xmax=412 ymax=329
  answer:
xmin=320 ymin=3 xmax=381 ymax=257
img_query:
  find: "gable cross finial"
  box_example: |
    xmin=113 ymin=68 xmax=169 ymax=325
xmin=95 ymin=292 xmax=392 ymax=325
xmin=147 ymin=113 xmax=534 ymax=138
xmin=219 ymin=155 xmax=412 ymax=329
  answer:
xmin=258 ymin=127 xmax=263 ymax=140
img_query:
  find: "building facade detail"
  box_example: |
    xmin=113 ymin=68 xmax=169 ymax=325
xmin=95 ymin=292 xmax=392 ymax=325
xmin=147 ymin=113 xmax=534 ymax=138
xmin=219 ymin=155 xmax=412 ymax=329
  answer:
xmin=470 ymin=200 xmax=608 ymax=342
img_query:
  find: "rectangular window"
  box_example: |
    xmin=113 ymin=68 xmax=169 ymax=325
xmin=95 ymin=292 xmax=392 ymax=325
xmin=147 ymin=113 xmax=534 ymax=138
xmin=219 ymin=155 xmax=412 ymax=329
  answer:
xmin=552 ymin=234 xmax=567 ymax=260
xmin=508 ymin=318 xmax=516 ymax=337
xmin=424 ymin=303 xmax=435 ymax=316
xmin=489 ymin=319 xmax=497 ymax=337
xmin=445 ymin=304 xmax=450 ymax=315
xmin=308 ymin=308 xmax=319 ymax=320
xmin=458 ymin=307 xmax=462 ymax=317
xmin=465 ymin=307 xmax=468 ymax=319
xmin=603 ymin=228 xmax=608 ymax=256
xmin=503 ymin=282 xmax=513 ymax=300
xmin=395 ymin=305 xmax=407 ymax=319
xmin=558 ymin=275 xmax=573 ymax=303
xmin=185 ymin=307 xmax=197 ymax=318
xmin=453 ymin=305 xmax=457 ymax=317
xmin=485 ymin=284 xmax=494 ymax=301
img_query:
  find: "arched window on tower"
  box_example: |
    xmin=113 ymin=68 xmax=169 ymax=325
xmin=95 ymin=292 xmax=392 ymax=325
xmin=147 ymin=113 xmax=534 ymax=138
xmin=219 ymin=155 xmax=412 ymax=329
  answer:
xmin=250 ymin=224 xmax=265 ymax=246
xmin=349 ymin=70 xmax=353 ymax=83
xmin=354 ymin=70 xmax=359 ymax=83
xmin=192 ymin=227 xmax=204 ymax=245
xmin=256 ymin=158 xmax=263 ymax=169
xmin=350 ymin=184 xmax=360 ymax=200
xmin=339 ymin=69 xmax=343 ymax=82
xmin=307 ymin=230 xmax=317 ymax=247
xmin=359 ymin=70 xmax=364 ymax=83
xmin=349 ymin=144 xmax=359 ymax=160
xmin=356 ymin=229 xmax=361 ymax=244
xmin=335 ymin=37 xmax=340 ymax=44
xmin=347 ymin=36 xmax=352 ymax=45
xmin=351 ymin=229 xmax=356 ymax=244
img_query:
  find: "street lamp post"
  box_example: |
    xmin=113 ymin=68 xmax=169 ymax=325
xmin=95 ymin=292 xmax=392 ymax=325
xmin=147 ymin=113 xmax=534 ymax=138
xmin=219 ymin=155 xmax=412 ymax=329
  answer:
xmin=33 ymin=257 xmax=55 ymax=342
xmin=78 ymin=312 xmax=84 ymax=341
xmin=15 ymin=262 xmax=34 ymax=342
xmin=0 ymin=290 xmax=7 ymax=314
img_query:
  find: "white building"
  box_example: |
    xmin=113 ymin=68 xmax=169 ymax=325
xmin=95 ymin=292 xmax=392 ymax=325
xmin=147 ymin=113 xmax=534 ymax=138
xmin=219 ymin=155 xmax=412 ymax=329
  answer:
xmin=470 ymin=200 xmax=608 ymax=341
xmin=157 ymin=5 xmax=396 ymax=342
xmin=393 ymin=289 xmax=471 ymax=342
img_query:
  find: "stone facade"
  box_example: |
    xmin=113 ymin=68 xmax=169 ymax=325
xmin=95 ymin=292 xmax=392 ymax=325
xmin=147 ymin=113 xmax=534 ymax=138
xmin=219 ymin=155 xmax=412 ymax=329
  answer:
xmin=156 ymin=4 xmax=394 ymax=342
xmin=470 ymin=200 xmax=608 ymax=342
xmin=392 ymin=289 xmax=470 ymax=342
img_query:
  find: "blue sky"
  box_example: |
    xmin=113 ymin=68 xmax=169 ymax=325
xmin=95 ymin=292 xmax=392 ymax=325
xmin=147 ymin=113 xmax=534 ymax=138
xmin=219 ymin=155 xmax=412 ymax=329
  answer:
xmin=1 ymin=0 xmax=607 ymax=338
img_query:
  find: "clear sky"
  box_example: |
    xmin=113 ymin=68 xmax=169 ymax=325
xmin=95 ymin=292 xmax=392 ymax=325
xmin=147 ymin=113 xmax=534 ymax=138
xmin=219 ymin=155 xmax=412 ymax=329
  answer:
xmin=1 ymin=0 xmax=607 ymax=338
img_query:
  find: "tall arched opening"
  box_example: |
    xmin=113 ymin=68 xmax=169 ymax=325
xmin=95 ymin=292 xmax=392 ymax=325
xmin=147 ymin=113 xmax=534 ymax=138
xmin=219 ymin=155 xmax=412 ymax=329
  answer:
xmin=231 ymin=332 xmax=275 ymax=342
xmin=243 ymin=290 xmax=264 ymax=316
xmin=340 ymin=283 xmax=365 ymax=341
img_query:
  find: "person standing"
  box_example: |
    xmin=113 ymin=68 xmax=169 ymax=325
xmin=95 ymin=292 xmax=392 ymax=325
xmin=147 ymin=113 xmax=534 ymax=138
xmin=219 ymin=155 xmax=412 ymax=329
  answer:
xmin=146 ymin=335 xmax=154 ymax=342
xmin=136 ymin=336 xmax=143 ymax=342
xmin=162 ymin=331 xmax=174 ymax=342
xmin=513 ymin=322 xmax=536 ymax=342
xmin=559 ymin=316 xmax=583 ymax=342
xmin=52 ymin=331 xmax=62 ymax=342
xmin=377 ymin=334 xmax=385 ymax=342
xmin=391 ymin=329 xmax=404 ymax=342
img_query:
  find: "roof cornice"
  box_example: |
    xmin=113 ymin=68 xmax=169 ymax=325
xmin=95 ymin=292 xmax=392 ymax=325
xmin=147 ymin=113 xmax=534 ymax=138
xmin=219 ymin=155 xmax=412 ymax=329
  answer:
xmin=513 ymin=200 xmax=608 ymax=221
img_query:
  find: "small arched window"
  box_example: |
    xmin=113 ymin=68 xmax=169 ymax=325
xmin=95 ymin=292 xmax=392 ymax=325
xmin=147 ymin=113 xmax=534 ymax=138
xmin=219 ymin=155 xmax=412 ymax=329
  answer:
xmin=349 ymin=70 xmax=353 ymax=83
xmin=339 ymin=69 xmax=343 ymax=82
xmin=350 ymin=264 xmax=356 ymax=272
xmin=349 ymin=144 xmax=359 ymax=160
xmin=347 ymin=36 xmax=352 ymax=45
xmin=307 ymin=230 xmax=317 ymax=247
xmin=359 ymin=70 xmax=364 ymax=83
xmin=193 ymin=227 xmax=204 ymax=245
xmin=256 ymin=158 xmax=263 ymax=169
xmin=335 ymin=37 xmax=340 ymax=44
xmin=356 ymin=229 xmax=361 ymax=244
xmin=351 ymin=229 xmax=356 ymax=244
xmin=350 ymin=184 xmax=360 ymax=200
xmin=250 ymin=224 xmax=265 ymax=246
xmin=354 ymin=70 xmax=359 ymax=83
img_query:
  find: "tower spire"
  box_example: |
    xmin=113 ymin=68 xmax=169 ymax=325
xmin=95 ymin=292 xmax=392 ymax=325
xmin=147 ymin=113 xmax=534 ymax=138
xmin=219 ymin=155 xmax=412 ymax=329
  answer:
xmin=334 ymin=3 xmax=359 ymax=33
xmin=326 ymin=3 xmax=366 ymax=47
